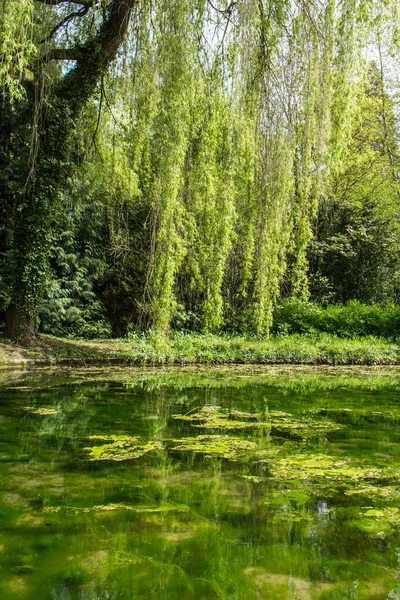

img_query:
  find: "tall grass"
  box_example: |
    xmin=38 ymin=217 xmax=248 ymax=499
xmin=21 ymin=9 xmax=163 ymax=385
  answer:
xmin=123 ymin=331 xmax=400 ymax=365
xmin=3 ymin=315 xmax=400 ymax=366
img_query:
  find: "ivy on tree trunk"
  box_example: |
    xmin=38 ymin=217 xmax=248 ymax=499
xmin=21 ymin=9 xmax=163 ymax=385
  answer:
xmin=3 ymin=0 xmax=135 ymax=345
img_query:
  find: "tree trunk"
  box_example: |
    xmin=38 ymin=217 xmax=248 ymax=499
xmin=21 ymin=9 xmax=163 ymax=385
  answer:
xmin=4 ymin=304 xmax=36 ymax=347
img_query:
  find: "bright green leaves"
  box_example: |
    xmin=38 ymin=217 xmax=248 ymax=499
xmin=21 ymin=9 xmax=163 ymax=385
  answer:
xmin=0 ymin=0 xmax=36 ymax=101
xmin=24 ymin=0 xmax=400 ymax=340
xmin=289 ymin=3 xmax=334 ymax=300
xmin=183 ymin=81 xmax=236 ymax=332
xmin=252 ymin=132 xmax=295 ymax=334
xmin=147 ymin=0 xmax=196 ymax=337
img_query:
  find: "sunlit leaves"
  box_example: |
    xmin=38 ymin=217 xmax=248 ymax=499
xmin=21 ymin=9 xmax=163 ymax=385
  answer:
xmin=0 ymin=0 xmax=36 ymax=101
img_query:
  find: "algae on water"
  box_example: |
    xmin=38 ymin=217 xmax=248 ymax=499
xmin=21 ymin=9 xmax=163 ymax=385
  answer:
xmin=172 ymin=405 xmax=265 ymax=430
xmin=173 ymin=404 xmax=343 ymax=440
xmin=44 ymin=503 xmax=190 ymax=515
xmin=24 ymin=407 xmax=59 ymax=416
xmin=84 ymin=435 xmax=162 ymax=461
xmin=170 ymin=435 xmax=259 ymax=460
xmin=266 ymin=453 xmax=380 ymax=482
xmin=3 ymin=369 xmax=400 ymax=599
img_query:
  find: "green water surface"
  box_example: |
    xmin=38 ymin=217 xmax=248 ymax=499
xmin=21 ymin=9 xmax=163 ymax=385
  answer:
xmin=1 ymin=366 xmax=400 ymax=599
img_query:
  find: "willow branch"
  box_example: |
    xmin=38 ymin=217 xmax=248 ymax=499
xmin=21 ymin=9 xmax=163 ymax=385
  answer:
xmin=207 ymin=0 xmax=237 ymax=15
xmin=40 ymin=5 xmax=90 ymax=44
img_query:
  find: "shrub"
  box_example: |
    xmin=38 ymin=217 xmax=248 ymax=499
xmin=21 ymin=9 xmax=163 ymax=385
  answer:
xmin=272 ymin=299 xmax=400 ymax=339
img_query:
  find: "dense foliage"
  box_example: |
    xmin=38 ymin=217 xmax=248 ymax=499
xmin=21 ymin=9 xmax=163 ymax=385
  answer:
xmin=0 ymin=0 xmax=399 ymax=342
xmin=273 ymin=299 xmax=400 ymax=339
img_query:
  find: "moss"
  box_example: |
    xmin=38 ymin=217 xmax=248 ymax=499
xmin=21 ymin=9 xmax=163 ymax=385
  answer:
xmin=244 ymin=568 xmax=336 ymax=599
xmin=272 ymin=490 xmax=310 ymax=505
xmin=270 ymin=415 xmax=343 ymax=440
xmin=15 ymin=514 xmax=44 ymax=527
xmin=317 ymin=407 xmax=400 ymax=424
xmin=3 ymin=493 xmax=30 ymax=508
xmin=240 ymin=475 xmax=264 ymax=483
xmin=271 ymin=509 xmax=312 ymax=523
xmin=84 ymin=435 xmax=162 ymax=461
xmin=7 ymin=577 xmax=30 ymax=594
xmin=354 ymin=506 xmax=400 ymax=536
xmin=80 ymin=550 xmax=109 ymax=573
xmin=351 ymin=519 xmax=390 ymax=536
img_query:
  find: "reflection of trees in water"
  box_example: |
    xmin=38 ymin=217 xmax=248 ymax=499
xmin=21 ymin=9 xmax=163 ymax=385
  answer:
xmin=1 ymin=375 xmax=400 ymax=598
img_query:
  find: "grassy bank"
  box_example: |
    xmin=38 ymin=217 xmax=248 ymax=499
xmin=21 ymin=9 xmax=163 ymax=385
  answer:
xmin=1 ymin=331 xmax=400 ymax=366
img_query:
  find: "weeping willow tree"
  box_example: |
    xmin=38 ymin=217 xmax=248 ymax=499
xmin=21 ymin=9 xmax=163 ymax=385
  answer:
xmin=145 ymin=1 xmax=197 ymax=336
xmin=131 ymin=0 xmax=386 ymax=337
xmin=1 ymin=0 xmax=399 ymax=343
xmin=178 ymin=68 xmax=237 ymax=332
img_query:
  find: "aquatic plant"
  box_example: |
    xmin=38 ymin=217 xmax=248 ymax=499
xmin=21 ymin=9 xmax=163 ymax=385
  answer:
xmin=344 ymin=484 xmax=400 ymax=500
xmin=3 ymin=370 xmax=400 ymax=598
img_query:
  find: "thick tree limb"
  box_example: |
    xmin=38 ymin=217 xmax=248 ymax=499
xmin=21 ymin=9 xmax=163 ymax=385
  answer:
xmin=40 ymin=0 xmax=135 ymax=77
xmin=35 ymin=0 xmax=95 ymax=6
xmin=97 ymin=0 xmax=136 ymax=61
xmin=60 ymin=0 xmax=136 ymax=107
xmin=40 ymin=47 xmax=81 ymax=62
xmin=207 ymin=0 xmax=237 ymax=16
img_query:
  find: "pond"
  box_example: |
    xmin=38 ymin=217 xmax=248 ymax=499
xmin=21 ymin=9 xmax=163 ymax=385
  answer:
xmin=1 ymin=365 xmax=400 ymax=599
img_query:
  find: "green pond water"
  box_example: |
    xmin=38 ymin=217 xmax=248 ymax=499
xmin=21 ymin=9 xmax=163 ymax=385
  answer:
xmin=1 ymin=366 xmax=400 ymax=599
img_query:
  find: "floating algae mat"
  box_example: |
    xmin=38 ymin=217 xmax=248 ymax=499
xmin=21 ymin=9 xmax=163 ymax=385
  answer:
xmin=1 ymin=366 xmax=400 ymax=599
